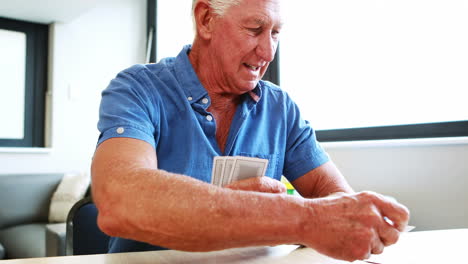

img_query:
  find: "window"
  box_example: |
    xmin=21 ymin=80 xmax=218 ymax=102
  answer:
xmin=0 ymin=17 xmax=48 ymax=147
xmin=280 ymin=0 xmax=468 ymax=141
xmin=150 ymin=1 xmax=468 ymax=142
xmin=155 ymin=0 xmax=193 ymax=62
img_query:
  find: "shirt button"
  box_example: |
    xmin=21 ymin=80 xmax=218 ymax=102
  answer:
xmin=206 ymin=115 xmax=213 ymax=121
xmin=187 ymin=96 xmax=193 ymax=101
xmin=116 ymin=127 xmax=125 ymax=134
xmin=201 ymin=98 xmax=209 ymax=104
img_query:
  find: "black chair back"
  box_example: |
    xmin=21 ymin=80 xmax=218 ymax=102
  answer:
xmin=66 ymin=196 xmax=110 ymax=255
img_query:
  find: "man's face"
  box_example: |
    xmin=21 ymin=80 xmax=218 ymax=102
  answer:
xmin=208 ymin=0 xmax=282 ymax=94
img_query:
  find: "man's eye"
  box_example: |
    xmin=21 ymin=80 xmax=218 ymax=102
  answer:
xmin=272 ymin=30 xmax=280 ymax=40
xmin=249 ymin=27 xmax=262 ymax=34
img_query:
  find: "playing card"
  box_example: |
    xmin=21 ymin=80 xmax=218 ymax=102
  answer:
xmin=211 ymin=156 xmax=225 ymax=186
xmin=221 ymin=157 xmax=236 ymax=186
xmin=384 ymin=217 xmax=415 ymax=232
xmin=211 ymin=156 xmax=269 ymax=187
xmin=228 ymin=156 xmax=269 ymax=183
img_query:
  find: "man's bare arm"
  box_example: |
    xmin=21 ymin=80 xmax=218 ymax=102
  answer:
xmin=291 ymin=161 xmax=354 ymax=198
xmin=92 ymin=138 xmax=409 ymax=261
xmin=91 ymin=137 xmax=306 ymax=251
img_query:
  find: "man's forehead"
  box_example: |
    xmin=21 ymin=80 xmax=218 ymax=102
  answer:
xmin=233 ymin=0 xmax=284 ymax=24
xmin=242 ymin=16 xmax=284 ymax=28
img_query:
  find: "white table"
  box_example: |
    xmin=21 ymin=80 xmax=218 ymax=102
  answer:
xmin=1 ymin=229 xmax=466 ymax=264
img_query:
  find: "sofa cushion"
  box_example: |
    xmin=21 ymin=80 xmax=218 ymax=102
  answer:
xmin=0 ymin=241 xmax=5 ymax=259
xmin=0 ymin=223 xmax=47 ymax=259
xmin=49 ymin=173 xmax=90 ymax=223
xmin=0 ymin=174 xmax=63 ymax=229
xmin=45 ymin=223 xmax=66 ymax=256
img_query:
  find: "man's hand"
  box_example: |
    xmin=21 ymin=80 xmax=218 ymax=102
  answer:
xmin=225 ymin=176 xmax=287 ymax=194
xmin=302 ymin=191 xmax=410 ymax=262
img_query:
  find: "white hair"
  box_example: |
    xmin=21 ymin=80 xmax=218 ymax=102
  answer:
xmin=192 ymin=0 xmax=242 ymax=17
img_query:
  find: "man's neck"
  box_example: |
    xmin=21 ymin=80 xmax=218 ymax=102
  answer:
xmin=189 ymin=40 xmax=241 ymax=103
xmin=209 ymin=92 xmax=241 ymax=112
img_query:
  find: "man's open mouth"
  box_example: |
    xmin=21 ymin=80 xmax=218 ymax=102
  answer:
xmin=244 ymin=63 xmax=260 ymax=71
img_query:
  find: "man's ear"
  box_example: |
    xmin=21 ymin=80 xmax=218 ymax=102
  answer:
xmin=193 ymin=0 xmax=215 ymax=40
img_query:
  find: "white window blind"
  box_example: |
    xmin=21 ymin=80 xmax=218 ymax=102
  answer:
xmin=0 ymin=29 xmax=26 ymax=139
xmin=157 ymin=0 xmax=194 ymax=61
xmin=280 ymin=0 xmax=468 ymax=131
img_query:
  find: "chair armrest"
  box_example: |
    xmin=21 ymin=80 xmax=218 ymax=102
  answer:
xmin=45 ymin=223 xmax=66 ymax=257
xmin=0 ymin=241 xmax=5 ymax=259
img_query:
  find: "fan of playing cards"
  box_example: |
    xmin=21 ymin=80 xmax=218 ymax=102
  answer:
xmin=211 ymin=156 xmax=269 ymax=187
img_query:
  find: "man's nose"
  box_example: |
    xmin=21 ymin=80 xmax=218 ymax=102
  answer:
xmin=256 ymin=33 xmax=277 ymax=62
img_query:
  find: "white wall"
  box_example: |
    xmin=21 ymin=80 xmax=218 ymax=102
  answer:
xmin=324 ymin=139 xmax=468 ymax=231
xmin=0 ymin=0 xmax=146 ymax=174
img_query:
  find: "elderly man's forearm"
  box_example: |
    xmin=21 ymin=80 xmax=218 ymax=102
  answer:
xmin=93 ymin=168 xmax=310 ymax=251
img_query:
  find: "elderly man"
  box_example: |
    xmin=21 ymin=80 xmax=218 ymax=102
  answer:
xmin=92 ymin=0 xmax=410 ymax=261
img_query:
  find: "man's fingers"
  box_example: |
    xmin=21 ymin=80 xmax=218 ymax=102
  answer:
xmin=371 ymin=241 xmax=384 ymax=255
xmin=378 ymin=221 xmax=400 ymax=246
xmin=366 ymin=228 xmax=383 ymax=256
xmin=366 ymin=192 xmax=410 ymax=231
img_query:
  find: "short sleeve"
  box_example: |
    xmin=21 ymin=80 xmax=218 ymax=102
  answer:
xmin=282 ymin=96 xmax=329 ymax=182
xmin=97 ymin=66 xmax=159 ymax=149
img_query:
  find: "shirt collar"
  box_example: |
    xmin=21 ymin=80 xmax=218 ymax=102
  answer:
xmin=175 ymin=44 xmax=263 ymax=104
xmin=248 ymin=84 xmax=262 ymax=103
xmin=175 ymin=45 xmax=207 ymax=104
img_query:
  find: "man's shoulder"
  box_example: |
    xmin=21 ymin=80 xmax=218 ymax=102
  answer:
xmin=105 ymin=59 xmax=180 ymax=100
xmin=259 ymin=80 xmax=282 ymax=91
xmin=120 ymin=58 xmax=176 ymax=78
xmin=259 ymin=80 xmax=290 ymax=101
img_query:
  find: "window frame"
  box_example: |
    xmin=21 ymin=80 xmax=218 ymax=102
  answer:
xmin=150 ymin=2 xmax=468 ymax=142
xmin=0 ymin=17 xmax=48 ymax=147
xmin=147 ymin=0 xmax=157 ymax=63
xmin=316 ymin=121 xmax=468 ymax=142
xmin=262 ymin=45 xmax=280 ymax=86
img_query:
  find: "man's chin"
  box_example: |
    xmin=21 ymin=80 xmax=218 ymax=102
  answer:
xmin=238 ymin=80 xmax=259 ymax=93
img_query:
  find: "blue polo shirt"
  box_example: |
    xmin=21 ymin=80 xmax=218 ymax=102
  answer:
xmin=97 ymin=45 xmax=329 ymax=253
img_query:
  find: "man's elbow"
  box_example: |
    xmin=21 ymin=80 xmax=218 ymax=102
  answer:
xmin=93 ymin=187 xmax=128 ymax=238
xmin=96 ymin=202 xmax=123 ymax=237
xmin=92 ymin=178 xmax=125 ymax=237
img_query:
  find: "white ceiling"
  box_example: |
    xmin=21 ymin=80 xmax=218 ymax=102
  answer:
xmin=0 ymin=0 xmax=101 ymax=24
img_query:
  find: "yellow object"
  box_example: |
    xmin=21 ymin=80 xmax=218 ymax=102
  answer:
xmin=281 ymin=176 xmax=295 ymax=195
